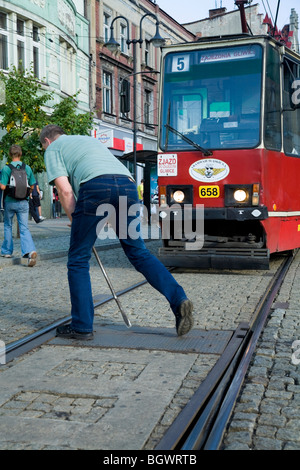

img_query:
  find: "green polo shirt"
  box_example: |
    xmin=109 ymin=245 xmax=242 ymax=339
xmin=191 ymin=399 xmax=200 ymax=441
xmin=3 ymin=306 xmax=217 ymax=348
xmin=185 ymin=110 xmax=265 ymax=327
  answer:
xmin=0 ymin=161 xmax=36 ymax=202
xmin=44 ymin=135 xmax=132 ymax=197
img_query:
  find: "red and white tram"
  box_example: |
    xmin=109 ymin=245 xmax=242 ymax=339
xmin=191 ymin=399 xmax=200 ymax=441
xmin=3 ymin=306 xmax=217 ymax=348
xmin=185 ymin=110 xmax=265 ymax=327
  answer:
xmin=156 ymin=23 xmax=300 ymax=269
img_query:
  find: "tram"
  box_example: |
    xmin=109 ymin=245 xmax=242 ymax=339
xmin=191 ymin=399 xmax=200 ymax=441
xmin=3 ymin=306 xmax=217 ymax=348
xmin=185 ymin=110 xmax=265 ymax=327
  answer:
xmin=156 ymin=9 xmax=300 ymax=269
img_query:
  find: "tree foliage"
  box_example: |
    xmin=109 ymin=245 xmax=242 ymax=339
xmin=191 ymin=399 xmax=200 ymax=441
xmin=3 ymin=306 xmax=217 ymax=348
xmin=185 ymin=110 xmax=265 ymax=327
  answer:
xmin=0 ymin=65 xmax=94 ymax=172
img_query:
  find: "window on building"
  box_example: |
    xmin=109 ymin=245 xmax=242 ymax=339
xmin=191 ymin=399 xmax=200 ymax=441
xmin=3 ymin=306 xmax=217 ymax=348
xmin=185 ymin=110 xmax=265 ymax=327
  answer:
xmin=17 ymin=18 xmax=24 ymax=36
xmin=103 ymin=71 xmax=112 ymax=113
xmin=145 ymin=40 xmax=150 ymax=66
xmin=120 ymin=23 xmax=128 ymax=54
xmin=103 ymin=13 xmax=111 ymax=43
xmin=120 ymin=78 xmax=130 ymax=117
xmin=60 ymin=41 xmax=75 ymax=95
xmin=0 ymin=12 xmax=8 ymax=70
xmin=33 ymin=25 xmax=40 ymax=78
xmin=144 ymin=89 xmax=153 ymax=125
xmin=17 ymin=18 xmax=25 ymax=71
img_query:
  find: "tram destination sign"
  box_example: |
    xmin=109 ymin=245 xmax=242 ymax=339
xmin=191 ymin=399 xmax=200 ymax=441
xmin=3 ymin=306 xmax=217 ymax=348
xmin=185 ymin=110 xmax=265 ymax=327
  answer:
xmin=158 ymin=154 xmax=178 ymax=176
xmin=171 ymin=46 xmax=257 ymax=73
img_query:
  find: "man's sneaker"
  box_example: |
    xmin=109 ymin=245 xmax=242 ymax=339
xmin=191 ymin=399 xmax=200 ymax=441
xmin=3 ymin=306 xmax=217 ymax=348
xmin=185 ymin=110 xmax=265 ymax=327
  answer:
xmin=175 ymin=299 xmax=194 ymax=336
xmin=27 ymin=251 xmax=37 ymax=267
xmin=39 ymin=216 xmax=46 ymax=221
xmin=56 ymin=324 xmax=94 ymax=340
xmin=1 ymin=254 xmax=12 ymax=258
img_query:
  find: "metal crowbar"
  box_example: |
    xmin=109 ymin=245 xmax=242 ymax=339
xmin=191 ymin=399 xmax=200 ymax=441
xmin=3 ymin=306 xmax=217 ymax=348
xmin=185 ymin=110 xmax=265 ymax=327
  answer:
xmin=92 ymin=246 xmax=131 ymax=328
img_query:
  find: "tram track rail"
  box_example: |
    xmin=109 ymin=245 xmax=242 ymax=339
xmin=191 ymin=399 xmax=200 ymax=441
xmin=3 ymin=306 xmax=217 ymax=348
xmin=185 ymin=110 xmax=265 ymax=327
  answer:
xmin=4 ymin=279 xmax=148 ymax=364
xmin=155 ymin=252 xmax=294 ymax=451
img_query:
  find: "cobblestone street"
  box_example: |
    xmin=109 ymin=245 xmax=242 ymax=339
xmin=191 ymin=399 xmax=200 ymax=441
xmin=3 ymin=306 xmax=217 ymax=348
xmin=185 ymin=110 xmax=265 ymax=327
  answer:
xmin=0 ymin=218 xmax=299 ymax=450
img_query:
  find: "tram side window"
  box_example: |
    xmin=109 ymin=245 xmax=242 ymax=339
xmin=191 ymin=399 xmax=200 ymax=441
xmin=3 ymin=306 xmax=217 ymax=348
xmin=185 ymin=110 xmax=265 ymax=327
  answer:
xmin=283 ymin=58 xmax=300 ymax=156
xmin=264 ymin=44 xmax=281 ymax=151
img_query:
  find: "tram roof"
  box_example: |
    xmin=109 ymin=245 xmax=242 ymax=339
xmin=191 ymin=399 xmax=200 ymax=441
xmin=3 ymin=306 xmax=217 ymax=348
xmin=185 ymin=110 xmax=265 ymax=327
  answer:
xmin=162 ymin=33 xmax=300 ymax=59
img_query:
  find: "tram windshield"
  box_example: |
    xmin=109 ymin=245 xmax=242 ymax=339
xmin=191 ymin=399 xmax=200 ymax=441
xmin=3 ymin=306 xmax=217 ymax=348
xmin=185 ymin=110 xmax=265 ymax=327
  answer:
xmin=160 ymin=44 xmax=263 ymax=151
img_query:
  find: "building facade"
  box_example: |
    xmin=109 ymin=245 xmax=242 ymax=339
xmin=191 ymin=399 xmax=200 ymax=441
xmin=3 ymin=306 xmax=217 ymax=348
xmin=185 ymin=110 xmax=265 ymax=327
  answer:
xmin=0 ymin=0 xmax=90 ymax=113
xmin=0 ymin=0 xmax=90 ymax=218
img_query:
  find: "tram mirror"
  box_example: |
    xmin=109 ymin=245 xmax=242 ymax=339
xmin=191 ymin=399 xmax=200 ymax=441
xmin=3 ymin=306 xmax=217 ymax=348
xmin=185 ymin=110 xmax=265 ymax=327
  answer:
xmin=291 ymin=79 xmax=300 ymax=109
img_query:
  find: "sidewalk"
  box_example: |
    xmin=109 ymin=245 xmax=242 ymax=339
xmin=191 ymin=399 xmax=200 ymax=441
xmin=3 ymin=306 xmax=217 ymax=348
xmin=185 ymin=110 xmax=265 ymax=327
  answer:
xmin=0 ymin=217 xmax=159 ymax=264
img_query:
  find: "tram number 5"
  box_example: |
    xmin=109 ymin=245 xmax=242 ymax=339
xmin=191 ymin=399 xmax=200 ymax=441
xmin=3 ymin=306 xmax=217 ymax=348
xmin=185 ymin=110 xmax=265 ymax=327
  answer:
xmin=172 ymin=55 xmax=190 ymax=73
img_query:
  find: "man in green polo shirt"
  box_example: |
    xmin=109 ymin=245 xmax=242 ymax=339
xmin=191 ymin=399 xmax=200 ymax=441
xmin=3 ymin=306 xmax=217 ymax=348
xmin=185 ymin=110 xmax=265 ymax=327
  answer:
xmin=40 ymin=124 xmax=194 ymax=340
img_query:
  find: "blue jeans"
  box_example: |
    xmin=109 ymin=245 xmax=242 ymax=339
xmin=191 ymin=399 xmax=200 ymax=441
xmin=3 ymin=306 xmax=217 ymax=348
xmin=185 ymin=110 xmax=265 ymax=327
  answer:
xmin=1 ymin=199 xmax=36 ymax=257
xmin=68 ymin=175 xmax=187 ymax=333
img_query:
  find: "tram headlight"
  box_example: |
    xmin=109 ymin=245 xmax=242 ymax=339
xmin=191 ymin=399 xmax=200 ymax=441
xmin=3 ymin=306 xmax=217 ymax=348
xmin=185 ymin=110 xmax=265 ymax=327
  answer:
xmin=225 ymin=184 xmax=257 ymax=207
xmin=233 ymin=189 xmax=248 ymax=203
xmin=167 ymin=186 xmax=193 ymax=205
xmin=225 ymin=184 xmax=260 ymax=206
xmin=173 ymin=190 xmax=185 ymax=203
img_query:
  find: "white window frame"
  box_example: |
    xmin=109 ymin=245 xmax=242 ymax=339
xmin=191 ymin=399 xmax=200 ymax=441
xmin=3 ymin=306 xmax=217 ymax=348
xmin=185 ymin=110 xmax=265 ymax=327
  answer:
xmin=103 ymin=12 xmax=111 ymax=43
xmin=145 ymin=39 xmax=150 ymax=67
xmin=144 ymin=88 xmax=153 ymax=125
xmin=60 ymin=40 xmax=75 ymax=95
xmin=103 ymin=70 xmax=112 ymax=114
xmin=120 ymin=23 xmax=128 ymax=54
xmin=32 ymin=24 xmax=40 ymax=78
xmin=0 ymin=11 xmax=8 ymax=70
xmin=17 ymin=17 xmax=26 ymax=70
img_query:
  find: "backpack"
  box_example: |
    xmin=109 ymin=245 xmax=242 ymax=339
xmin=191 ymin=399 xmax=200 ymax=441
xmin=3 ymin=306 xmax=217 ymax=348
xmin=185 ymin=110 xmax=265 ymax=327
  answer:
xmin=5 ymin=163 xmax=31 ymax=200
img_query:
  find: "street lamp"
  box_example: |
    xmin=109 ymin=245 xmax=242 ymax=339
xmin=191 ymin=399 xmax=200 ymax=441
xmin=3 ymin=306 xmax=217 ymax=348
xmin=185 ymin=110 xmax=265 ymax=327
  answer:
xmin=105 ymin=13 xmax=165 ymax=181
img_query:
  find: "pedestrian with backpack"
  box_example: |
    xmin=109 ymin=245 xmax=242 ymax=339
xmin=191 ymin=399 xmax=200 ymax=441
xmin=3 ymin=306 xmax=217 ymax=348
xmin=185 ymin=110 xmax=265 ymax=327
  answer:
xmin=0 ymin=144 xmax=38 ymax=266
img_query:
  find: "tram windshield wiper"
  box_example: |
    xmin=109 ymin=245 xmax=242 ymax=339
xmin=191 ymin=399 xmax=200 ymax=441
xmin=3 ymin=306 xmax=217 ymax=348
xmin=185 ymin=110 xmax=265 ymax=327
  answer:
xmin=165 ymin=124 xmax=213 ymax=156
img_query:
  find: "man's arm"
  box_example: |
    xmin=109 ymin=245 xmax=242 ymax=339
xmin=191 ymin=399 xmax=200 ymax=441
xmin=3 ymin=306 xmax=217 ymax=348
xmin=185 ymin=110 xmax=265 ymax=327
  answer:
xmin=0 ymin=168 xmax=8 ymax=190
xmin=53 ymin=176 xmax=76 ymax=222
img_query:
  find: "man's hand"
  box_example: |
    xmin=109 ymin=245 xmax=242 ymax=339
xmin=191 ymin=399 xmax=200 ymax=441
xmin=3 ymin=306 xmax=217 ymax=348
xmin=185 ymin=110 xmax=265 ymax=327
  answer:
xmin=53 ymin=176 xmax=76 ymax=223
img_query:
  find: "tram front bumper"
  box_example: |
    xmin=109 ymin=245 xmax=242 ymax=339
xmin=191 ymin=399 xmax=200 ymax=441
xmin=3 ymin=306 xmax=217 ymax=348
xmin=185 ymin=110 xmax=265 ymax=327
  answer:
xmin=159 ymin=205 xmax=268 ymax=221
xmin=206 ymin=206 xmax=268 ymax=221
xmin=158 ymin=205 xmax=269 ymax=270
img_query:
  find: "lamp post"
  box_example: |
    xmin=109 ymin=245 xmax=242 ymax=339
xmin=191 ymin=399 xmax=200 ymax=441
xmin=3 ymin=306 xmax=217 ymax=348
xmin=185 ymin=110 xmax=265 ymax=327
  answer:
xmin=105 ymin=13 xmax=165 ymax=182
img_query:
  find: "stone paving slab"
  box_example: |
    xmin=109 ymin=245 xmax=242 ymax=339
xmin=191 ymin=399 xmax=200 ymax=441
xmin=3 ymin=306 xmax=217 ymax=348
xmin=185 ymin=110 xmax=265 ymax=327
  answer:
xmin=0 ymin=344 xmax=198 ymax=450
